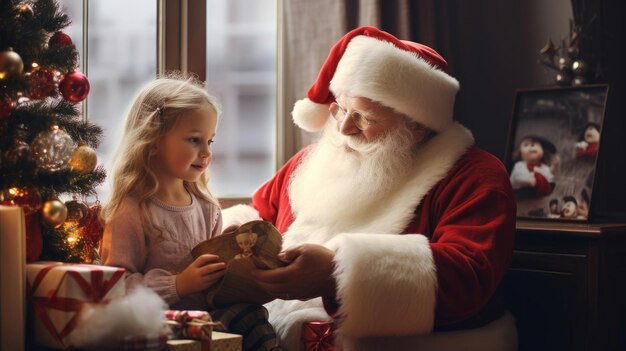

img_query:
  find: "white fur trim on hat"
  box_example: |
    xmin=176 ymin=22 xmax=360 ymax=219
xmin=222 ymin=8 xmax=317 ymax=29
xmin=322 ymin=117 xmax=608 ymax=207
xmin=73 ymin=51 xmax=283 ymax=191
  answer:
xmin=330 ymin=36 xmax=460 ymax=132
xmin=292 ymin=97 xmax=331 ymax=132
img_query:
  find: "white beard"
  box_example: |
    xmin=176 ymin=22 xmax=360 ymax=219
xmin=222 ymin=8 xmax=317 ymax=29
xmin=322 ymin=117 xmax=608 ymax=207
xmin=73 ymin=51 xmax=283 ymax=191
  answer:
xmin=286 ymin=123 xmax=417 ymax=247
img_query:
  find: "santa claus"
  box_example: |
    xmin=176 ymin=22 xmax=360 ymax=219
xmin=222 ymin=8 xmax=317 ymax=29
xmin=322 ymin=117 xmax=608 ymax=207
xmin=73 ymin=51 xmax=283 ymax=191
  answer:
xmin=223 ymin=26 xmax=517 ymax=351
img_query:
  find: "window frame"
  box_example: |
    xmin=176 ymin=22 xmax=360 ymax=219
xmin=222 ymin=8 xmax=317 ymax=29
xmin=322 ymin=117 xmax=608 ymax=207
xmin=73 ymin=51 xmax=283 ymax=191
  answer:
xmin=163 ymin=0 xmax=291 ymax=204
xmin=75 ymin=0 xmax=287 ymax=204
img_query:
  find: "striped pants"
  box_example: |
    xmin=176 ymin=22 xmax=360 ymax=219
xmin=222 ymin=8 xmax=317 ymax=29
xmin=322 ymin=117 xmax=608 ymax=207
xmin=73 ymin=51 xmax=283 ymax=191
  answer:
xmin=211 ymin=304 xmax=281 ymax=351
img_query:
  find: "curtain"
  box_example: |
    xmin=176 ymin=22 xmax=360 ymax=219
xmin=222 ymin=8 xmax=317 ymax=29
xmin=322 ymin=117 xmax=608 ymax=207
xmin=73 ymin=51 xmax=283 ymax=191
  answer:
xmin=281 ymin=0 xmax=458 ymax=157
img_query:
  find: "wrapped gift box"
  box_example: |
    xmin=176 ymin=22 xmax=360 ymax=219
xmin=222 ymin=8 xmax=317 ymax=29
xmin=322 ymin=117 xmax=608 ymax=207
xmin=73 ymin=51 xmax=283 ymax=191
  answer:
xmin=165 ymin=310 xmax=214 ymax=340
xmin=119 ymin=332 xmax=169 ymax=351
xmin=167 ymin=331 xmax=242 ymax=351
xmin=26 ymin=261 xmax=125 ymax=349
xmin=301 ymin=321 xmax=336 ymax=351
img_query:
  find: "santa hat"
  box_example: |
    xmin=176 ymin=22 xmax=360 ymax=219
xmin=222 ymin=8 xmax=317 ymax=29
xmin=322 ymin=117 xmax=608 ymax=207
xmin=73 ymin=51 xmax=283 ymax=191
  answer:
xmin=292 ymin=26 xmax=460 ymax=133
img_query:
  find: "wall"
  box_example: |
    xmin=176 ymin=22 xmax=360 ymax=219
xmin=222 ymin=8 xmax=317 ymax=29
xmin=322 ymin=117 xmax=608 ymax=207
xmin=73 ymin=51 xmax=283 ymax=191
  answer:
xmin=452 ymin=0 xmax=626 ymax=220
xmin=453 ymin=0 xmax=573 ymax=159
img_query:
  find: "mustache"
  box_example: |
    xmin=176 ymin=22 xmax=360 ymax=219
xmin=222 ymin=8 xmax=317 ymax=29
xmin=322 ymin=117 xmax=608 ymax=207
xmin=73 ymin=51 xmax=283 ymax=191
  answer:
xmin=326 ymin=129 xmax=380 ymax=154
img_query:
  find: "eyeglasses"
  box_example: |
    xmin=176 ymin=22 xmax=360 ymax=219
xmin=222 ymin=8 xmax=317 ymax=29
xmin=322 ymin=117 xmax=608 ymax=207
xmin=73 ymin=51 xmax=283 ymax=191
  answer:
xmin=329 ymin=102 xmax=375 ymax=131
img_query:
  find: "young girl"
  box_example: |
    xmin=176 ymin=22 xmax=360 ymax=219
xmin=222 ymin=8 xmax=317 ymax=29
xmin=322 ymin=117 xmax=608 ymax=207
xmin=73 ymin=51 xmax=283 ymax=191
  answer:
xmin=509 ymin=135 xmax=559 ymax=199
xmin=100 ymin=75 xmax=280 ymax=351
xmin=575 ymin=122 xmax=600 ymax=158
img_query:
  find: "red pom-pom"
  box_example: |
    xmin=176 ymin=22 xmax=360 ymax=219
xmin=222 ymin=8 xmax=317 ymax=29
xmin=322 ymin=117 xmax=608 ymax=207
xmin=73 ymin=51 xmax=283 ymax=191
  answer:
xmin=49 ymin=32 xmax=73 ymax=47
xmin=59 ymin=71 xmax=90 ymax=102
xmin=82 ymin=203 xmax=104 ymax=246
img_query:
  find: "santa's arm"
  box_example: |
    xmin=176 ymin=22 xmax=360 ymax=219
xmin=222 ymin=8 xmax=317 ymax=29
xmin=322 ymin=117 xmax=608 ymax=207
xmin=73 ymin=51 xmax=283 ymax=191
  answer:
xmin=429 ymin=187 xmax=515 ymax=325
xmin=324 ymin=188 xmax=515 ymax=338
xmin=324 ymin=233 xmax=436 ymax=337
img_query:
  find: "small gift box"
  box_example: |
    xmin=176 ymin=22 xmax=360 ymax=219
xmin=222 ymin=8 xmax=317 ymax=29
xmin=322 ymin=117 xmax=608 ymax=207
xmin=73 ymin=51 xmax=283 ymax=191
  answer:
xmin=166 ymin=331 xmax=242 ymax=351
xmin=119 ymin=333 xmax=169 ymax=351
xmin=301 ymin=321 xmax=336 ymax=351
xmin=26 ymin=261 xmax=125 ymax=349
xmin=165 ymin=310 xmax=215 ymax=340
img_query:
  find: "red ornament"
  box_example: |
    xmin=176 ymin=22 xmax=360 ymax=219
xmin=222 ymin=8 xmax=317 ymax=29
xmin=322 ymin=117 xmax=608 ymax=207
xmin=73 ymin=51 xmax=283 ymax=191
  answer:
xmin=49 ymin=32 xmax=73 ymax=47
xmin=82 ymin=203 xmax=104 ymax=246
xmin=25 ymin=212 xmax=43 ymax=262
xmin=0 ymin=185 xmax=43 ymax=215
xmin=59 ymin=71 xmax=90 ymax=102
xmin=0 ymin=95 xmax=17 ymax=120
xmin=80 ymin=203 xmax=104 ymax=263
xmin=27 ymin=69 xmax=56 ymax=99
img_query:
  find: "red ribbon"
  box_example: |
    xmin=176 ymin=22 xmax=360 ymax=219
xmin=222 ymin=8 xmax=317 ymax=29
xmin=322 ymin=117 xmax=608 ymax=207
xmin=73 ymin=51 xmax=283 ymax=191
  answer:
xmin=27 ymin=263 xmax=124 ymax=348
xmin=166 ymin=310 xmax=214 ymax=340
xmin=301 ymin=321 xmax=336 ymax=351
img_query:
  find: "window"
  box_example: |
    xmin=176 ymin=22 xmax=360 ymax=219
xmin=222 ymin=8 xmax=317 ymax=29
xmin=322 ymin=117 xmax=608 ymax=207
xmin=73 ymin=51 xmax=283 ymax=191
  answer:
xmin=60 ymin=0 xmax=157 ymax=202
xmin=59 ymin=0 xmax=277 ymax=201
xmin=206 ymin=0 xmax=277 ymax=197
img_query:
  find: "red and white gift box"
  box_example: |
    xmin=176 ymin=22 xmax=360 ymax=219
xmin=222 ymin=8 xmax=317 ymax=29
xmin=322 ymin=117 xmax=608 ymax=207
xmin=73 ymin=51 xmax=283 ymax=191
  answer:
xmin=301 ymin=321 xmax=336 ymax=351
xmin=26 ymin=261 xmax=125 ymax=349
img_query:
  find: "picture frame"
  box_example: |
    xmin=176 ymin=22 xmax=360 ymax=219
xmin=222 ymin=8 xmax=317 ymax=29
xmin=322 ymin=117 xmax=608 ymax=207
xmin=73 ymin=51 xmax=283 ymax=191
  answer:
xmin=505 ymin=85 xmax=609 ymax=221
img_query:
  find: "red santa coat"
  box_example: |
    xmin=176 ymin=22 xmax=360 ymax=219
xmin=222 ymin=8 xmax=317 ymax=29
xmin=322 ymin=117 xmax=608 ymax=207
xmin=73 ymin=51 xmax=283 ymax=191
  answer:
xmin=223 ymin=123 xmax=516 ymax=348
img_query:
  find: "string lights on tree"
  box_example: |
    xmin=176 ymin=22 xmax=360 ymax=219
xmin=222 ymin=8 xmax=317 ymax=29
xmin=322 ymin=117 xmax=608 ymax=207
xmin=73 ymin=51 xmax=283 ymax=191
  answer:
xmin=0 ymin=0 xmax=105 ymax=263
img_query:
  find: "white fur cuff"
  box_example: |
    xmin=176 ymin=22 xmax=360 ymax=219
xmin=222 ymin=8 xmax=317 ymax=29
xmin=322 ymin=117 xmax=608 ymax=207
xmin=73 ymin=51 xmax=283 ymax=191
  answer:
xmin=221 ymin=204 xmax=262 ymax=231
xmin=326 ymin=233 xmax=437 ymax=338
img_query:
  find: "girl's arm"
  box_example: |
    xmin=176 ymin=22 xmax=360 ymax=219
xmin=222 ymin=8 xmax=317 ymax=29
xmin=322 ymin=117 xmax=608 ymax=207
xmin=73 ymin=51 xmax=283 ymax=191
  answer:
xmin=100 ymin=198 xmax=182 ymax=305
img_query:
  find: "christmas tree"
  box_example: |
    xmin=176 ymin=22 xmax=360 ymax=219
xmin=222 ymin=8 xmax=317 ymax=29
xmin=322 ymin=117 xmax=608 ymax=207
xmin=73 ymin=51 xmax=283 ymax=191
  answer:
xmin=0 ymin=0 xmax=106 ymax=262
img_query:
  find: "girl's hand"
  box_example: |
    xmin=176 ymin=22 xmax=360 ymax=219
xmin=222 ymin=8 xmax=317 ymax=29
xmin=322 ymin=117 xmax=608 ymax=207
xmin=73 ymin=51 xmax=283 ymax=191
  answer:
xmin=175 ymin=254 xmax=226 ymax=297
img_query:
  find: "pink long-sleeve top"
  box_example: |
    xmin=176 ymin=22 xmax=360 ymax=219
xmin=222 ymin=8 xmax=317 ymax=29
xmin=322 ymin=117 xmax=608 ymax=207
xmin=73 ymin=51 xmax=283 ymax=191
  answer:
xmin=101 ymin=194 xmax=222 ymax=310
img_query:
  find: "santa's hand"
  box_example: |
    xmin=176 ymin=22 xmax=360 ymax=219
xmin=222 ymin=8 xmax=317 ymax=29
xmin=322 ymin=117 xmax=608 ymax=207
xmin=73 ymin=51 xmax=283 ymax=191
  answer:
xmin=251 ymin=244 xmax=336 ymax=300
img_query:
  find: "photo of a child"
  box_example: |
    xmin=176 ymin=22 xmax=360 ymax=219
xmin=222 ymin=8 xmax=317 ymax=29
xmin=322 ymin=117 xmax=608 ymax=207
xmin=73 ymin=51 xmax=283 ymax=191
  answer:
xmin=506 ymin=86 xmax=608 ymax=221
xmin=509 ymin=135 xmax=559 ymax=199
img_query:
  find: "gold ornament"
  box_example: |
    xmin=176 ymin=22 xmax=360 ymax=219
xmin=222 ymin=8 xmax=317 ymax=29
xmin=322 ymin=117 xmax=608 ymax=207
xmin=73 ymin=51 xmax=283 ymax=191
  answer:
xmin=65 ymin=199 xmax=89 ymax=228
xmin=0 ymin=48 xmax=25 ymax=80
xmin=70 ymin=143 xmax=98 ymax=174
xmin=17 ymin=4 xmax=34 ymax=20
xmin=42 ymin=199 xmax=68 ymax=228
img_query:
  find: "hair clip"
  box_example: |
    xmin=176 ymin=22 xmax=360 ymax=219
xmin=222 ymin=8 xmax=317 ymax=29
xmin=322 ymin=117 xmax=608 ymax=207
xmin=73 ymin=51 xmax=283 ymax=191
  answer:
xmin=155 ymin=106 xmax=164 ymax=116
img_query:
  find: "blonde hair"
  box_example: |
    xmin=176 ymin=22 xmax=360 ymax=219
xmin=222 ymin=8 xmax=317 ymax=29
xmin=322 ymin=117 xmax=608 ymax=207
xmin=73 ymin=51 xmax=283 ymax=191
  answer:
xmin=101 ymin=73 xmax=221 ymax=239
